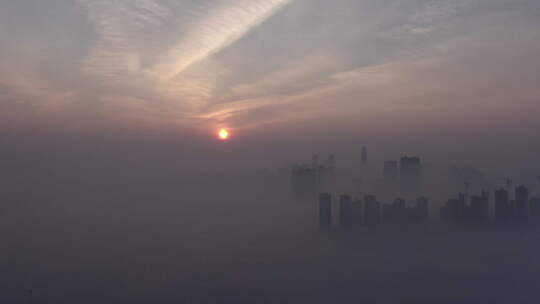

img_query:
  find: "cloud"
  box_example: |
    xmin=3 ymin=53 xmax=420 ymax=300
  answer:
xmin=1 ymin=0 xmax=540 ymax=135
xmin=81 ymin=0 xmax=292 ymax=81
xmin=151 ymin=0 xmax=292 ymax=78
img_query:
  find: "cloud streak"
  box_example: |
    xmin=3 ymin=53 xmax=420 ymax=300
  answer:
xmin=152 ymin=0 xmax=292 ymax=78
xmin=80 ymin=0 xmax=292 ymax=81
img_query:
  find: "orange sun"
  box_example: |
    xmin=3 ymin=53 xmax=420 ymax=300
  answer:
xmin=218 ymin=128 xmax=230 ymax=140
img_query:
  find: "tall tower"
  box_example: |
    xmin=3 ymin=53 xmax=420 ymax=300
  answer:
xmin=400 ymin=156 xmax=422 ymax=193
xmin=319 ymin=193 xmax=332 ymax=231
xmin=383 ymin=161 xmax=398 ymax=181
xmin=364 ymin=195 xmax=381 ymax=225
xmin=515 ymin=185 xmax=529 ymax=221
xmin=494 ymin=188 xmax=510 ymax=222
xmin=339 ymin=195 xmax=353 ymax=229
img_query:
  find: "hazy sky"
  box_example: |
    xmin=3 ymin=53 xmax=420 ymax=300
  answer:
xmin=1 ymin=0 xmax=540 ymax=168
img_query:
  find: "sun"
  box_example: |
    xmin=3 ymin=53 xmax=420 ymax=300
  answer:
xmin=218 ymin=128 xmax=230 ymax=140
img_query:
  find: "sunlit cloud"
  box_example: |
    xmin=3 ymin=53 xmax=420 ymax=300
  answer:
xmin=151 ymin=0 xmax=292 ymax=78
xmin=0 ymin=0 xmax=539 ymax=133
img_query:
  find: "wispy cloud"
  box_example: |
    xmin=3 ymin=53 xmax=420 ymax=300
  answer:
xmin=80 ymin=0 xmax=292 ymax=81
xmin=151 ymin=0 xmax=292 ymax=78
xmin=80 ymin=0 xmax=174 ymax=81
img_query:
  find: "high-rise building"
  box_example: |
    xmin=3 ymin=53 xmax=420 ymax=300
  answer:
xmin=351 ymin=199 xmax=363 ymax=229
xmin=339 ymin=195 xmax=353 ymax=229
xmin=391 ymin=197 xmax=407 ymax=223
xmin=470 ymin=191 xmax=489 ymax=222
xmin=290 ymin=165 xmax=318 ymax=200
xmin=494 ymin=189 xmax=510 ymax=222
xmin=530 ymin=197 xmax=540 ymax=217
xmin=441 ymin=193 xmax=467 ymax=222
xmin=364 ymin=195 xmax=381 ymax=225
xmin=414 ymin=197 xmax=429 ymax=222
xmin=383 ymin=161 xmax=399 ymax=182
xmin=319 ymin=193 xmax=332 ymax=230
xmin=400 ymin=156 xmax=422 ymax=193
xmin=382 ymin=203 xmax=392 ymax=222
xmin=515 ymin=185 xmax=529 ymax=220
xmin=325 ymin=154 xmax=337 ymax=190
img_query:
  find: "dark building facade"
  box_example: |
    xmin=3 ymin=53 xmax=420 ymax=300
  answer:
xmin=515 ymin=185 xmax=529 ymax=220
xmin=339 ymin=195 xmax=353 ymax=229
xmin=364 ymin=195 xmax=381 ymax=225
xmin=384 ymin=161 xmax=398 ymax=181
xmin=351 ymin=199 xmax=363 ymax=228
xmin=494 ymin=189 xmax=510 ymax=222
xmin=530 ymin=197 xmax=540 ymax=218
xmin=319 ymin=193 xmax=332 ymax=230
xmin=400 ymin=156 xmax=422 ymax=193
xmin=412 ymin=197 xmax=429 ymax=222
xmin=469 ymin=191 xmax=489 ymax=222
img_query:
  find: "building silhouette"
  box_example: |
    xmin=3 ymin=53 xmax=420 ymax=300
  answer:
xmin=469 ymin=191 xmax=489 ymax=222
xmin=319 ymin=193 xmax=332 ymax=230
xmin=494 ymin=189 xmax=510 ymax=222
xmin=530 ymin=197 xmax=540 ymax=217
xmin=391 ymin=197 xmax=408 ymax=223
xmin=290 ymin=165 xmax=318 ymax=200
xmin=339 ymin=195 xmax=353 ymax=229
xmin=351 ymin=198 xmax=363 ymax=229
xmin=361 ymin=147 xmax=368 ymax=166
xmin=441 ymin=193 xmax=469 ymax=222
xmin=290 ymin=154 xmax=338 ymax=200
xmin=400 ymin=156 xmax=422 ymax=193
xmin=515 ymin=185 xmax=529 ymax=221
xmin=411 ymin=197 xmax=429 ymax=223
xmin=364 ymin=195 xmax=381 ymax=225
xmin=384 ymin=161 xmax=398 ymax=182
xmin=319 ymin=154 xmax=337 ymax=192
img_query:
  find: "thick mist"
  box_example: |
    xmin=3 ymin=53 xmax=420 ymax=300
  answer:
xmin=2 ymin=126 xmax=540 ymax=303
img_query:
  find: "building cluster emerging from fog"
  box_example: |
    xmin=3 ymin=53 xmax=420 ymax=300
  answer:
xmin=288 ymin=147 xmax=540 ymax=231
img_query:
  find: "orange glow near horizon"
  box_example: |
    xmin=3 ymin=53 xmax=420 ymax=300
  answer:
xmin=218 ymin=128 xmax=230 ymax=140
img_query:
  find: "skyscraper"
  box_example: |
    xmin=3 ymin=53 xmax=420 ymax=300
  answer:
xmin=515 ymin=185 xmax=529 ymax=221
xmin=351 ymin=198 xmax=363 ymax=229
xmin=530 ymin=197 xmax=540 ymax=217
xmin=494 ymin=189 xmax=510 ymax=222
xmin=391 ymin=197 xmax=407 ymax=223
xmin=319 ymin=193 xmax=332 ymax=230
xmin=290 ymin=164 xmax=318 ymax=200
xmin=414 ymin=197 xmax=429 ymax=222
xmin=400 ymin=156 xmax=422 ymax=193
xmin=383 ymin=161 xmax=398 ymax=182
xmin=339 ymin=195 xmax=353 ymax=229
xmin=364 ymin=195 xmax=381 ymax=225
xmin=470 ymin=191 xmax=489 ymax=222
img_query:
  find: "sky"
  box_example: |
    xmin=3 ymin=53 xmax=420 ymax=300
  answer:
xmin=1 ymin=0 xmax=540 ymax=170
